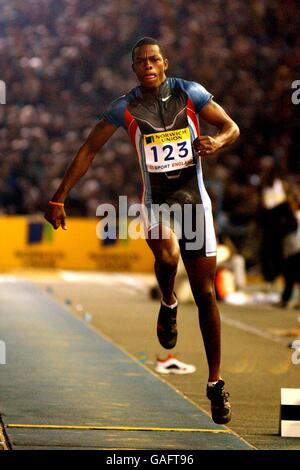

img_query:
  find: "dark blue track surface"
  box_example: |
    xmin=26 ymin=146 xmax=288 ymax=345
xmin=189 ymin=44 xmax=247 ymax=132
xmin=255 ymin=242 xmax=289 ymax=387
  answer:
xmin=0 ymin=281 xmax=252 ymax=449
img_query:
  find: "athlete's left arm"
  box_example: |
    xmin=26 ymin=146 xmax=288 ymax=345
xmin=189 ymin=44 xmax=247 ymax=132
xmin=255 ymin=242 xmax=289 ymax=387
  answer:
xmin=194 ymin=100 xmax=240 ymax=156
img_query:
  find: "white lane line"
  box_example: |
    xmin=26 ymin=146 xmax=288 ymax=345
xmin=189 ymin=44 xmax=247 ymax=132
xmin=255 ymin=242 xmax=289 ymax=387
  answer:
xmin=220 ymin=314 xmax=287 ymax=345
xmin=0 ymin=275 xmax=18 ymax=282
xmin=59 ymin=271 xmax=153 ymax=288
xmin=60 ymin=271 xmax=114 ymax=284
xmin=59 ymin=271 xmax=154 ymax=296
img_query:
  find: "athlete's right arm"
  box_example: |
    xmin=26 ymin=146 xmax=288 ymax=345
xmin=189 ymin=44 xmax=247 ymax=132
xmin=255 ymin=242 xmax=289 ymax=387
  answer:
xmin=44 ymin=118 xmax=117 ymax=230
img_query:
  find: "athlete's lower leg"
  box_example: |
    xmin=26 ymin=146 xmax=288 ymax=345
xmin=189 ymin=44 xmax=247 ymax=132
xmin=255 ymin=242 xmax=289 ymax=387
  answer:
xmin=146 ymin=226 xmax=180 ymax=349
xmin=196 ymin=288 xmax=221 ymax=381
xmin=147 ymin=226 xmax=180 ymax=305
xmin=182 ymin=254 xmax=231 ymax=424
xmin=154 ymin=258 xmax=177 ymax=305
xmin=182 ymin=255 xmax=221 ymax=381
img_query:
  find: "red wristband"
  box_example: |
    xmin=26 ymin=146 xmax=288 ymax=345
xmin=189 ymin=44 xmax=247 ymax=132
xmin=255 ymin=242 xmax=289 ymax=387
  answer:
xmin=48 ymin=201 xmax=64 ymax=207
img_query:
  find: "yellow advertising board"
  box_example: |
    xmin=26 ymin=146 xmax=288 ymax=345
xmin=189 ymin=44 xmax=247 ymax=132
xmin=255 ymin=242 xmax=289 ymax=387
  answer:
xmin=0 ymin=216 xmax=154 ymax=272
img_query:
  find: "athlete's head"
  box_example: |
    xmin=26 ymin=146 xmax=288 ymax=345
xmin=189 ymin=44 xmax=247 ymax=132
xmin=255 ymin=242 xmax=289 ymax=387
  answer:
xmin=131 ymin=37 xmax=168 ymax=90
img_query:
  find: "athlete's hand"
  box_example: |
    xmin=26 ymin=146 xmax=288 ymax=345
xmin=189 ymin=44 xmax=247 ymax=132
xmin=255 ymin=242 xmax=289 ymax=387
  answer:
xmin=193 ymin=136 xmax=222 ymax=156
xmin=44 ymin=204 xmax=68 ymax=230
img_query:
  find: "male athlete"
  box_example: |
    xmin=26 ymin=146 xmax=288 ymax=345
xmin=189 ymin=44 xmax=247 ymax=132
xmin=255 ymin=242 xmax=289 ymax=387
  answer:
xmin=45 ymin=37 xmax=240 ymax=424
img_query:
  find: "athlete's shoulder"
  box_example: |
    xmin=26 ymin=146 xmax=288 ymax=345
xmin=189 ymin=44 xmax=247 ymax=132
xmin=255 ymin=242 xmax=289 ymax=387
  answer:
xmin=168 ymin=77 xmax=213 ymax=112
xmin=112 ymin=86 xmax=141 ymax=106
xmin=102 ymin=86 xmax=141 ymax=128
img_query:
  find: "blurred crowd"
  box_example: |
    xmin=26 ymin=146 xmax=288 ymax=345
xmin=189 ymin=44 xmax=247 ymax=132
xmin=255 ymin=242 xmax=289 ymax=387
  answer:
xmin=0 ymin=0 xmax=299 ymax=269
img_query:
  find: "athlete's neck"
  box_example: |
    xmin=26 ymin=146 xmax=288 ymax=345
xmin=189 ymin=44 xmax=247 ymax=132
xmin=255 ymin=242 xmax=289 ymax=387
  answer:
xmin=141 ymin=78 xmax=168 ymax=96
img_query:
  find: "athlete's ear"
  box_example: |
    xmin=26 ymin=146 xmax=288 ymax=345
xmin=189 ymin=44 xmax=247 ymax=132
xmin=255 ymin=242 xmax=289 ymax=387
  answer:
xmin=164 ymin=58 xmax=169 ymax=72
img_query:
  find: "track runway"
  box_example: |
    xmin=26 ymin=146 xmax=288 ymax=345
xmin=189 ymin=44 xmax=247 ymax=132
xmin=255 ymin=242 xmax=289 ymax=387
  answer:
xmin=0 ymin=271 xmax=300 ymax=450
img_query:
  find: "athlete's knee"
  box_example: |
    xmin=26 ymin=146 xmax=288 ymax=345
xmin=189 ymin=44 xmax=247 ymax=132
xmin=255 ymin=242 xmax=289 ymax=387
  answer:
xmin=155 ymin=246 xmax=180 ymax=272
xmin=193 ymin=287 xmax=216 ymax=309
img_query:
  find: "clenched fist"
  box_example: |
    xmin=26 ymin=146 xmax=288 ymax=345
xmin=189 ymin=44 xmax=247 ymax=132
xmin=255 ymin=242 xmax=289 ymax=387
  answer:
xmin=193 ymin=136 xmax=222 ymax=156
xmin=44 ymin=204 xmax=68 ymax=230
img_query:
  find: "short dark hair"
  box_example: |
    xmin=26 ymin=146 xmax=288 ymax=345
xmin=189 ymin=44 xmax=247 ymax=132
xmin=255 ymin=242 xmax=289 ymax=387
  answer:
xmin=131 ymin=37 xmax=166 ymax=62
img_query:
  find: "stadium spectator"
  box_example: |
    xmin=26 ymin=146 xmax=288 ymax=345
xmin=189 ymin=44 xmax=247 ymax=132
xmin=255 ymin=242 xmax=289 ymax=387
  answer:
xmin=0 ymin=0 xmax=299 ymax=272
xmin=279 ymin=188 xmax=300 ymax=307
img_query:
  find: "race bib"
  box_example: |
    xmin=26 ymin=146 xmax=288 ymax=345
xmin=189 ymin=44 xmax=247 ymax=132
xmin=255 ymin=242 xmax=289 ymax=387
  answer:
xmin=143 ymin=127 xmax=195 ymax=173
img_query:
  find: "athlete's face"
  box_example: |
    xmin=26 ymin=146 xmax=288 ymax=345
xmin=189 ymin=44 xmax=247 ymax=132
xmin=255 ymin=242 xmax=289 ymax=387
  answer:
xmin=132 ymin=44 xmax=168 ymax=90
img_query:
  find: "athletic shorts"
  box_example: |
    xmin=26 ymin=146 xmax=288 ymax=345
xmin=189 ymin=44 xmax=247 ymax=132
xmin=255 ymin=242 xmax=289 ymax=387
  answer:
xmin=143 ymin=166 xmax=217 ymax=258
